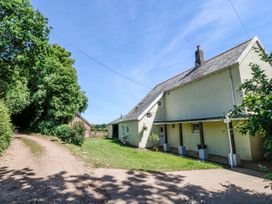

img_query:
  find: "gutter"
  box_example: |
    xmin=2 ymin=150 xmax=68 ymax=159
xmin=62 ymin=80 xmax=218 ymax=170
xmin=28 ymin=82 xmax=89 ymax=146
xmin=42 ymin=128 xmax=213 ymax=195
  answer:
xmin=154 ymin=116 xmax=224 ymax=125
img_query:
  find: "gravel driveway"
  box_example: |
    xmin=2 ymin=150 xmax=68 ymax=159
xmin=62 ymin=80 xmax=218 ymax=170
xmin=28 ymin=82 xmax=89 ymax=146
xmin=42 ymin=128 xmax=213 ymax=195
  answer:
xmin=0 ymin=134 xmax=271 ymax=203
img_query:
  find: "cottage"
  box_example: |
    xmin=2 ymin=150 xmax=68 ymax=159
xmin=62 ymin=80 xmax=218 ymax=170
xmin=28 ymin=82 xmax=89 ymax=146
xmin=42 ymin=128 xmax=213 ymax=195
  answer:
xmin=108 ymin=37 xmax=272 ymax=167
xmin=71 ymin=114 xmax=92 ymax=137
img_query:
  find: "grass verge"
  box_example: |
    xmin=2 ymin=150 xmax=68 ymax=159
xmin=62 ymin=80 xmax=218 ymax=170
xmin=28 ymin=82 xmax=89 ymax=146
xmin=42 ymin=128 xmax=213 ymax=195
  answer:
xmin=67 ymin=138 xmax=222 ymax=172
xmin=19 ymin=137 xmax=44 ymax=157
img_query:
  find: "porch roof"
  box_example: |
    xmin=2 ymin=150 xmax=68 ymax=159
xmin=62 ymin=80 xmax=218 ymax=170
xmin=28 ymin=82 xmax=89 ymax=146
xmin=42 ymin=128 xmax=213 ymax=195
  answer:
xmin=154 ymin=116 xmax=225 ymax=125
xmin=154 ymin=115 xmax=247 ymax=125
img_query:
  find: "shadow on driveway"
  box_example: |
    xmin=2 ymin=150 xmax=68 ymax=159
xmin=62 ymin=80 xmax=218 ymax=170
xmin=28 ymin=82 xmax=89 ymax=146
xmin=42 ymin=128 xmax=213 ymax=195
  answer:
xmin=0 ymin=166 xmax=271 ymax=204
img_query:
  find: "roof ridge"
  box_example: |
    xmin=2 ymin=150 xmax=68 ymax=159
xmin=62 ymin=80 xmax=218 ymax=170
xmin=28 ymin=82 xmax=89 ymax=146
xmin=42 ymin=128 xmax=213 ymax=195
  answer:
xmin=151 ymin=38 xmax=253 ymax=90
xmin=204 ymin=37 xmax=253 ymax=63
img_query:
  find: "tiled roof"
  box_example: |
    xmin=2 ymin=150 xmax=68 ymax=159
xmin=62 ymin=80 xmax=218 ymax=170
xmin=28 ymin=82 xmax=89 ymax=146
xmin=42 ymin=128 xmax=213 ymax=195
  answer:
xmin=119 ymin=38 xmax=253 ymax=122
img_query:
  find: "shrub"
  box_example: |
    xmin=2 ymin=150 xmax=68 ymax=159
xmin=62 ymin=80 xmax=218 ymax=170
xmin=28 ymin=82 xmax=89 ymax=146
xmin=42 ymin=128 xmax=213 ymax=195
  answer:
xmin=55 ymin=124 xmax=73 ymax=144
xmin=0 ymin=101 xmax=13 ymax=154
xmin=37 ymin=120 xmax=58 ymax=135
xmin=150 ymin=132 xmax=160 ymax=151
xmin=55 ymin=122 xmax=85 ymax=146
xmin=71 ymin=122 xmax=85 ymax=145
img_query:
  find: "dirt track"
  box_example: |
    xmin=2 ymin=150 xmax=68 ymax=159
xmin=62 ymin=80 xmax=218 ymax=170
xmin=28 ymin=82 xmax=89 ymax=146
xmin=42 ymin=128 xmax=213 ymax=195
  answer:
xmin=0 ymin=134 xmax=271 ymax=204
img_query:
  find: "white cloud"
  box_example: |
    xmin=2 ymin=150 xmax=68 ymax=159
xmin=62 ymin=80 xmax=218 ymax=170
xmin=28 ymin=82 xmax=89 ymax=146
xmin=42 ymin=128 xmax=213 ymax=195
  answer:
xmin=125 ymin=0 xmax=252 ymax=84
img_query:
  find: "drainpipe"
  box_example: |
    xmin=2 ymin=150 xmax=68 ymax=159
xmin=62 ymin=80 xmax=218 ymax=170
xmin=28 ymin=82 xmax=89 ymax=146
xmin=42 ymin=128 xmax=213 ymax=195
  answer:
xmin=227 ymin=67 xmax=235 ymax=167
xmin=226 ymin=115 xmax=234 ymax=168
xmin=228 ymin=67 xmax=236 ymax=106
xmin=226 ymin=66 xmax=238 ymax=167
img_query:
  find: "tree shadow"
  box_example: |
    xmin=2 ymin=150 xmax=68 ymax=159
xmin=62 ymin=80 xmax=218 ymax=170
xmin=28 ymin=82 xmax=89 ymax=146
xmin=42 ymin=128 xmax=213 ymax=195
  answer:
xmin=0 ymin=167 xmax=104 ymax=203
xmin=0 ymin=166 xmax=270 ymax=204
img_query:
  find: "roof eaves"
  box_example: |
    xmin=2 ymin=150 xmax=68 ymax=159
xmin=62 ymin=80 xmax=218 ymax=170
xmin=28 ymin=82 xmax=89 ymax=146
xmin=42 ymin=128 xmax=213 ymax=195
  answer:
xmin=236 ymin=36 xmax=262 ymax=65
xmin=137 ymin=92 xmax=164 ymax=121
xmin=77 ymin=114 xmax=92 ymax=127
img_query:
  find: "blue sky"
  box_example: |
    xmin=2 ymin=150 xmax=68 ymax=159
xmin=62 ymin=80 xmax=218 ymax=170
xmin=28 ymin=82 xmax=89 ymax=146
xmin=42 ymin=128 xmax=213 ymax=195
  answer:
xmin=31 ymin=0 xmax=272 ymax=124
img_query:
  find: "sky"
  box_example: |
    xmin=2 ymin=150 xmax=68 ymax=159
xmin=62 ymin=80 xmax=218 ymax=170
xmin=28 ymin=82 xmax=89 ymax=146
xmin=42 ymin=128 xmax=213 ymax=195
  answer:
xmin=30 ymin=0 xmax=272 ymax=124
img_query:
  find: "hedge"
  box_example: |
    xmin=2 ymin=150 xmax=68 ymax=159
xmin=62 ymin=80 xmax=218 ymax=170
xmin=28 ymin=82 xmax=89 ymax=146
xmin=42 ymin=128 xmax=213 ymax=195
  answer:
xmin=0 ymin=101 xmax=12 ymax=154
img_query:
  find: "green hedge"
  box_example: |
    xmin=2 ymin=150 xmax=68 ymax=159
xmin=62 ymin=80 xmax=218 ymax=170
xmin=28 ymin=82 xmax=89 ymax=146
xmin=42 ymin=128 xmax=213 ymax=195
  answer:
xmin=0 ymin=101 xmax=12 ymax=154
xmin=55 ymin=122 xmax=85 ymax=146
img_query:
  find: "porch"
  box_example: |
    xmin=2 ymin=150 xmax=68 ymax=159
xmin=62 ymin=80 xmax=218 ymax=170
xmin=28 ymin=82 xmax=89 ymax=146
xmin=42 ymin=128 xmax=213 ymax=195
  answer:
xmin=154 ymin=117 xmax=264 ymax=168
xmin=168 ymin=147 xmax=270 ymax=173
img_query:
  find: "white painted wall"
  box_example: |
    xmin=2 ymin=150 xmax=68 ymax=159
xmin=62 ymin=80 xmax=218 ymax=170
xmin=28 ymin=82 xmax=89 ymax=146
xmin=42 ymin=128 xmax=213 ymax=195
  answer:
xmin=203 ymin=122 xmax=230 ymax=157
xmin=164 ymin=67 xmax=241 ymax=121
xmin=183 ymin=123 xmax=200 ymax=152
xmin=233 ymin=127 xmax=252 ymax=160
xmin=138 ymin=103 xmax=160 ymax=148
xmin=119 ymin=121 xmax=139 ymax=146
xmin=167 ymin=124 xmax=180 ymax=148
xmin=107 ymin=125 xmax=113 ymax=138
xmin=154 ymin=96 xmax=166 ymax=121
xmin=239 ymin=42 xmax=272 ymax=82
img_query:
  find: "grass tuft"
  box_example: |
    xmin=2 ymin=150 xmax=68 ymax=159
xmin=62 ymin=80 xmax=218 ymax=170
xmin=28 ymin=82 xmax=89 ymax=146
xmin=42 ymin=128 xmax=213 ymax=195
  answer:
xmin=19 ymin=137 xmax=44 ymax=157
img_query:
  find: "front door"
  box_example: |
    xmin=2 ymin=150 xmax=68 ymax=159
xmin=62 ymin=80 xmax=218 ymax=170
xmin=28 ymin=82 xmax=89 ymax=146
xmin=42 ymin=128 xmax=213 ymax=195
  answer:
xmin=159 ymin=126 xmax=165 ymax=146
xmin=112 ymin=124 xmax=119 ymax=139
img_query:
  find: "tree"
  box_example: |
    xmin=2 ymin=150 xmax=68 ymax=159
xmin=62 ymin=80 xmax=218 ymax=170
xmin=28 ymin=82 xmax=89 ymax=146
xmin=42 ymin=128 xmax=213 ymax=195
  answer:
xmin=0 ymin=0 xmax=88 ymax=134
xmin=0 ymin=0 xmax=49 ymax=114
xmin=13 ymin=45 xmax=88 ymax=134
xmin=33 ymin=45 xmax=88 ymax=133
xmin=231 ymin=48 xmax=272 ymax=188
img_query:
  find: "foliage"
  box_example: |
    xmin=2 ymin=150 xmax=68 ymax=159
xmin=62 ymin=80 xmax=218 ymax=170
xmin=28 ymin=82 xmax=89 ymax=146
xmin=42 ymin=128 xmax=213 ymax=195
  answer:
xmin=67 ymin=138 xmax=222 ymax=172
xmin=92 ymin=124 xmax=107 ymax=131
xmin=231 ymin=48 xmax=272 ymax=188
xmin=0 ymin=101 xmax=13 ymax=154
xmin=0 ymin=0 xmax=49 ymax=114
xmin=149 ymin=132 xmax=160 ymax=151
xmin=0 ymin=0 xmax=88 ymax=135
xmin=55 ymin=122 xmax=85 ymax=146
xmin=23 ymin=45 xmax=88 ymax=133
xmin=231 ymin=48 xmax=272 ymax=159
xmin=55 ymin=124 xmax=73 ymax=144
xmin=55 ymin=124 xmax=72 ymax=143
xmin=71 ymin=122 xmax=86 ymax=146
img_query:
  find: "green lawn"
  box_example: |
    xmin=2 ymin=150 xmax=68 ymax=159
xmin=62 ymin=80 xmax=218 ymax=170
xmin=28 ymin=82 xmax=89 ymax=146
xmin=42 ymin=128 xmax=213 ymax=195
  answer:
xmin=67 ymin=138 xmax=222 ymax=172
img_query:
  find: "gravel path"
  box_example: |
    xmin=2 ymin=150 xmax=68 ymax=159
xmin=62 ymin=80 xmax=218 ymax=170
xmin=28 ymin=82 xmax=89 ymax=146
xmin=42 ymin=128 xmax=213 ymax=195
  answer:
xmin=0 ymin=134 xmax=271 ymax=204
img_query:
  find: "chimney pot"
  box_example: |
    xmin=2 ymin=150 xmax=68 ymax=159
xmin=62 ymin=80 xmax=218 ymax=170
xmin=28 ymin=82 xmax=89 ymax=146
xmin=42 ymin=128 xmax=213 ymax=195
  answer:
xmin=195 ymin=46 xmax=204 ymax=67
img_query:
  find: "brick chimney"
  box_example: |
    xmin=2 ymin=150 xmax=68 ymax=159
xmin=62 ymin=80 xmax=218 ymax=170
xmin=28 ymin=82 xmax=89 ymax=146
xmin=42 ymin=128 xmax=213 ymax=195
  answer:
xmin=195 ymin=45 xmax=204 ymax=67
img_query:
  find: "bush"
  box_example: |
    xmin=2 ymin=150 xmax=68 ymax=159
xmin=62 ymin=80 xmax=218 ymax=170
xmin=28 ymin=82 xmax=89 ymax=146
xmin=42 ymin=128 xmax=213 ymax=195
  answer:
xmin=37 ymin=120 xmax=58 ymax=135
xmin=149 ymin=132 xmax=160 ymax=151
xmin=55 ymin=124 xmax=73 ymax=143
xmin=0 ymin=101 xmax=13 ymax=154
xmin=71 ymin=122 xmax=85 ymax=145
xmin=55 ymin=122 xmax=85 ymax=146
